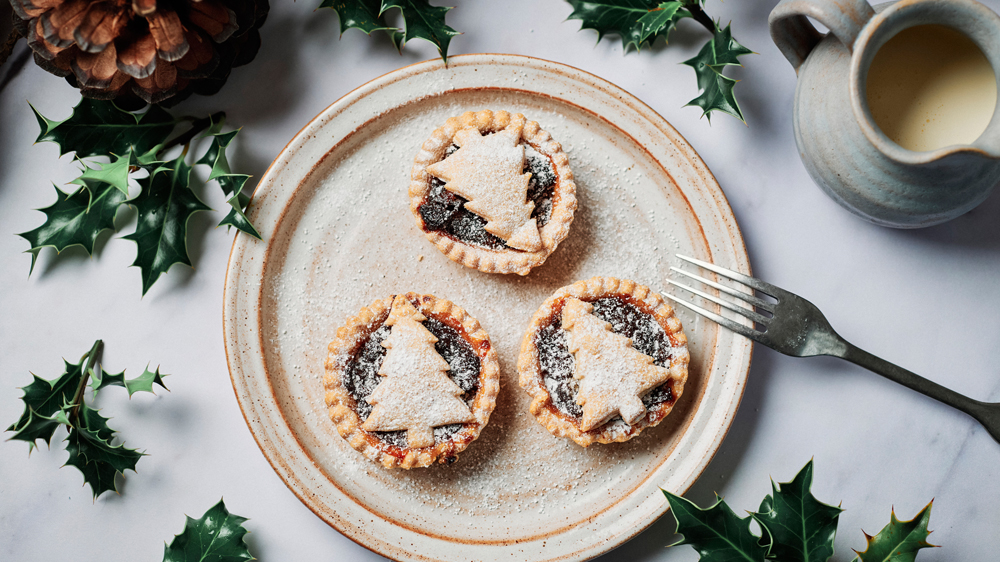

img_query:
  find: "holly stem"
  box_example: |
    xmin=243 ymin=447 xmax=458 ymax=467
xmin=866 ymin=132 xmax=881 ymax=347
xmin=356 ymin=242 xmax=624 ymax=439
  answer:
xmin=158 ymin=111 xmax=226 ymax=157
xmin=69 ymin=339 xmax=103 ymax=425
xmin=685 ymin=2 xmax=717 ymax=34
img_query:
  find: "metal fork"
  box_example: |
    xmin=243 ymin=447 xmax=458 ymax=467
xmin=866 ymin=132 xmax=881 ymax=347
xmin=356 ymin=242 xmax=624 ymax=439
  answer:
xmin=662 ymin=254 xmax=1000 ymax=444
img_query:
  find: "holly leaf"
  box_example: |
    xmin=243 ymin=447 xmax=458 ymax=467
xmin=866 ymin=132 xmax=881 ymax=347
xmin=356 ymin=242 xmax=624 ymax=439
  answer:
xmin=636 ymin=2 xmax=686 ymax=46
xmin=63 ymin=403 xmax=142 ymax=498
xmin=124 ymin=157 xmax=212 ymax=295
xmin=72 ymin=150 xmax=133 ymax=196
xmin=752 ymin=460 xmax=842 ymax=562
xmin=196 ymin=129 xmax=261 ymax=239
xmin=18 ymin=182 xmax=128 ymax=273
xmin=32 ymin=99 xmax=176 ymax=158
xmin=89 ymin=369 xmax=127 ymax=393
xmin=321 ymin=0 xmax=395 ymax=35
xmin=163 ymin=499 xmax=255 ymax=562
xmin=567 ymin=0 xmax=685 ymax=52
xmin=7 ymin=359 xmax=86 ymax=449
xmin=683 ymin=23 xmax=753 ymax=123
xmin=664 ymin=490 xmax=769 ymax=562
xmin=125 ymin=365 xmax=169 ymax=396
xmin=380 ymin=0 xmax=460 ymax=63
xmin=855 ymin=502 xmax=936 ymax=562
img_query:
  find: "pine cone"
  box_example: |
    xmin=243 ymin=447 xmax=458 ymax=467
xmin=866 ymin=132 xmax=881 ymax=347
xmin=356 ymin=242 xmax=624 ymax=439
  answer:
xmin=10 ymin=0 xmax=268 ymax=106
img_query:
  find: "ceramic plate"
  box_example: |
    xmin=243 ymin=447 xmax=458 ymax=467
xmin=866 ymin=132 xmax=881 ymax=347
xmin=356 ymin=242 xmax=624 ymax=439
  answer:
xmin=223 ymin=54 xmax=752 ymax=562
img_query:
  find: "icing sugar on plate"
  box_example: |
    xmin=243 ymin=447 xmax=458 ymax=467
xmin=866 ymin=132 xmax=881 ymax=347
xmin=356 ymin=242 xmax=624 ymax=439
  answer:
xmin=224 ymin=55 xmax=752 ymax=562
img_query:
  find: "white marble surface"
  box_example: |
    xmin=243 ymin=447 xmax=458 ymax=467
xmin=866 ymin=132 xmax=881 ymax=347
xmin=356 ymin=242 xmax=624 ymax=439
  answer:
xmin=2 ymin=1 xmax=999 ymax=560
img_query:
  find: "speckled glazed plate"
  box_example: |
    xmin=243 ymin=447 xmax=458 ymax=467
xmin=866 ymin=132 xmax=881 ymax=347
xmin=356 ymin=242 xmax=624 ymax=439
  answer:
xmin=223 ymin=54 xmax=752 ymax=562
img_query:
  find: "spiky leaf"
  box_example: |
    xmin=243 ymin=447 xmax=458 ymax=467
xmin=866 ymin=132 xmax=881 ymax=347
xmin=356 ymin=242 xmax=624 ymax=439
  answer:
xmin=855 ymin=503 xmax=935 ymax=562
xmin=380 ymin=0 xmax=460 ymax=63
xmin=163 ymin=499 xmax=255 ymax=562
xmin=32 ymin=100 xmax=176 ymax=158
xmin=664 ymin=490 xmax=769 ymax=562
xmin=752 ymin=460 xmax=842 ymax=562
xmin=636 ymin=2 xmax=685 ymax=46
xmin=321 ymin=0 xmax=394 ymax=35
xmin=63 ymin=404 xmax=142 ymax=498
xmin=125 ymin=365 xmax=169 ymax=396
xmin=89 ymin=369 xmax=126 ymax=393
xmin=196 ymin=129 xmax=261 ymax=239
xmin=73 ymin=150 xmax=132 ymax=195
xmin=567 ymin=0 xmax=689 ymax=51
xmin=7 ymin=360 xmax=86 ymax=448
xmin=683 ymin=24 xmax=752 ymax=123
xmin=18 ymin=182 xmax=128 ymax=273
xmin=124 ymin=157 xmax=211 ymax=295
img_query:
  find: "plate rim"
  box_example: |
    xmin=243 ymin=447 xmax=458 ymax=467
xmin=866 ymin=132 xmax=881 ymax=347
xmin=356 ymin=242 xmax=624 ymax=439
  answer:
xmin=223 ymin=53 xmax=753 ymax=562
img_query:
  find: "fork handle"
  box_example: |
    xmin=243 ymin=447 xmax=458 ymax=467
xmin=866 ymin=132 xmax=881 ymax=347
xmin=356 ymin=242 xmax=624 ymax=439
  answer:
xmin=840 ymin=342 xmax=988 ymax=420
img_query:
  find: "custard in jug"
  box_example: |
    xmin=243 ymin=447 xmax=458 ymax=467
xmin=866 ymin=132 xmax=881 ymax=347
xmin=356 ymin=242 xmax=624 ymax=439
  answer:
xmin=866 ymin=25 xmax=997 ymax=152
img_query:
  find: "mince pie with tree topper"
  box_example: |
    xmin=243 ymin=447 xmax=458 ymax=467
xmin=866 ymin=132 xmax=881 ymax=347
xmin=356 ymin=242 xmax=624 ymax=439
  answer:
xmin=518 ymin=277 xmax=689 ymax=447
xmin=410 ymin=110 xmax=577 ymax=275
xmin=324 ymin=293 xmax=500 ymax=469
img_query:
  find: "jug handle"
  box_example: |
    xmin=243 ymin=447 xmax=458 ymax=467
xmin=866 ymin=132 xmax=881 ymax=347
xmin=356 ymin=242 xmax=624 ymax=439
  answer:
xmin=769 ymin=0 xmax=876 ymax=71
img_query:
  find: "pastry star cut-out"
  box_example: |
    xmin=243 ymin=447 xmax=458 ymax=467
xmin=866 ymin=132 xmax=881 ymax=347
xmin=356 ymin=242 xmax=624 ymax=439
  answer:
xmin=426 ymin=117 xmax=543 ymax=252
xmin=562 ymin=298 xmax=673 ymax=432
xmin=362 ymin=296 xmax=475 ymax=448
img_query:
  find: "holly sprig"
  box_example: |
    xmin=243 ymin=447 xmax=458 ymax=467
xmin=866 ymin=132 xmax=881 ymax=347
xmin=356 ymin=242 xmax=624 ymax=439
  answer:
xmin=20 ymin=99 xmax=262 ymax=295
xmin=566 ymin=0 xmax=753 ymax=123
xmin=319 ymin=0 xmax=460 ymax=63
xmin=6 ymin=339 xmax=168 ymax=498
xmin=663 ymin=460 xmax=937 ymax=562
xmin=163 ymin=499 xmax=255 ymax=562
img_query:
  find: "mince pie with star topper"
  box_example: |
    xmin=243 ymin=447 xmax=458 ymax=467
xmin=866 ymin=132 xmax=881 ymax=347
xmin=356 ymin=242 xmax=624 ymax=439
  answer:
xmin=410 ymin=110 xmax=577 ymax=275
xmin=518 ymin=277 xmax=690 ymax=447
xmin=324 ymin=293 xmax=500 ymax=468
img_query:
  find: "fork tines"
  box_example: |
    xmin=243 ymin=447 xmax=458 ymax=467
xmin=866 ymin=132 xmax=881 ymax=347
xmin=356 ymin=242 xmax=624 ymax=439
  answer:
xmin=661 ymin=254 xmax=773 ymax=342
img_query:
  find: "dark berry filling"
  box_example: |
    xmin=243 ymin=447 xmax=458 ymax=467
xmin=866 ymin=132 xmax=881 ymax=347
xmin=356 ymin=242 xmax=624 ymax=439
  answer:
xmin=343 ymin=312 xmax=481 ymax=447
xmin=418 ymin=143 xmax=558 ymax=250
xmin=534 ymin=296 xmax=675 ymax=424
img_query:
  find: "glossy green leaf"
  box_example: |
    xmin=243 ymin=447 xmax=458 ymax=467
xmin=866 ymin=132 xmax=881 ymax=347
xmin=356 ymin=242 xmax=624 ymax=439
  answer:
xmin=380 ymin=0 xmax=460 ymax=63
xmin=89 ymin=369 xmax=126 ymax=393
xmin=32 ymin=100 xmax=176 ymax=158
xmin=125 ymin=365 xmax=169 ymax=396
xmin=636 ymin=2 xmax=686 ymax=46
xmin=72 ymin=150 xmax=132 ymax=196
xmin=163 ymin=499 xmax=255 ymax=562
xmin=196 ymin=128 xmax=261 ymax=239
xmin=664 ymin=490 xmax=769 ymax=562
xmin=6 ymin=359 xmax=86 ymax=449
xmin=89 ymin=365 xmax=166 ymax=396
xmin=124 ymin=157 xmax=212 ymax=295
xmin=63 ymin=403 xmax=142 ymax=498
xmin=566 ymin=0 xmax=675 ymax=51
xmin=321 ymin=0 xmax=395 ymax=35
xmin=752 ymin=460 xmax=842 ymax=562
xmin=682 ymin=23 xmax=752 ymax=123
xmin=18 ymin=183 xmax=128 ymax=273
xmin=855 ymin=502 xmax=936 ymax=562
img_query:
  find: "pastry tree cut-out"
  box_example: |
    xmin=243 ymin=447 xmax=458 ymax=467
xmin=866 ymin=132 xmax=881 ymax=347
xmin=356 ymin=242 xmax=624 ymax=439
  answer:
xmin=362 ymin=296 xmax=475 ymax=448
xmin=562 ymin=297 xmax=672 ymax=431
xmin=426 ymin=116 xmax=543 ymax=252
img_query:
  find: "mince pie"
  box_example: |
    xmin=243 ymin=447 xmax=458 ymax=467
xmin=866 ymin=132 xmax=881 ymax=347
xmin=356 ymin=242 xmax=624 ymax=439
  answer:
xmin=324 ymin=293 xmax=500 ymax=468
xmin=409 ymin=110 xmax=577 ymax=276
xmin=518 ymin=277 xmax=689 ymax=446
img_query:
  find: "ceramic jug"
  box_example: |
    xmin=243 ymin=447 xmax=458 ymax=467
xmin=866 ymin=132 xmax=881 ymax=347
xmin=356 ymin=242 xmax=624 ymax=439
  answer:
xmin=769 ymin=0 xmax=1000 ymax=228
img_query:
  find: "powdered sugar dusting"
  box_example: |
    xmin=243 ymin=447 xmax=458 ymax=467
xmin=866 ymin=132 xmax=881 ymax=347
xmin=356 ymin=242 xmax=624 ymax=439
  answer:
xmin=258 ymin=90 xmax=716 ymax=541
